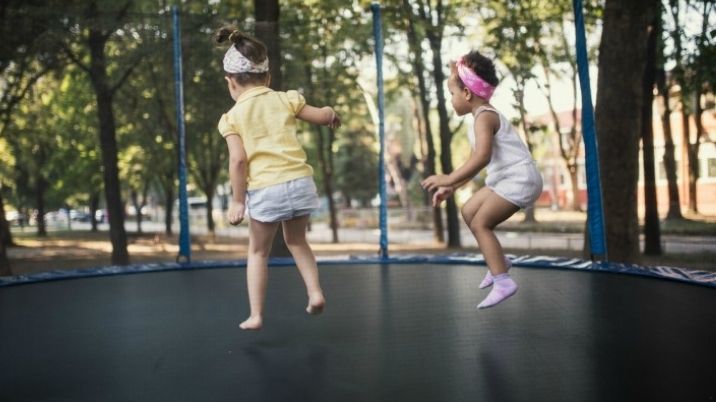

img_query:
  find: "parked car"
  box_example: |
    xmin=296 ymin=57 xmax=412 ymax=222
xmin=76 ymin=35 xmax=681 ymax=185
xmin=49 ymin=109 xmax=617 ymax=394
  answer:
xmin=69 ymin=210 xmax=90 ymax=222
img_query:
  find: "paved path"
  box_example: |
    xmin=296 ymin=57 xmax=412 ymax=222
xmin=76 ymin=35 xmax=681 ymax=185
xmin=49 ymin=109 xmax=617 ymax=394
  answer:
xmin=32 ymin=220 xmax=715 ymax=255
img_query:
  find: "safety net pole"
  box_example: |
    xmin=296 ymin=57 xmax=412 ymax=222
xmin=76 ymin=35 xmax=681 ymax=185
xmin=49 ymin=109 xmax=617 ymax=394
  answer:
xmin=371 ymin=3 xmax=389 ymax=259
xmin=573 ymin=0 xmax=607 ymax=260
xmin=173 ymin=6 xmax=191 ymax=262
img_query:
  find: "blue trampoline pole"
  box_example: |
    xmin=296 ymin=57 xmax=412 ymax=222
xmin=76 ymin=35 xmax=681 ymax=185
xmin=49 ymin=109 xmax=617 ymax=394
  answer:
xmin=573 ymin=0 xmax=607 ymax=260
xmin=173 ymin=6 xmax=191 ymax=263
xmin=371 ymin=2 xmax=389 ymax=259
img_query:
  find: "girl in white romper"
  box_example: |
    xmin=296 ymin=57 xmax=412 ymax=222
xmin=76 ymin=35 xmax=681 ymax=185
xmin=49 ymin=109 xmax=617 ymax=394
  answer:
xmin=422 ymin=51 xmax=543 ymax=309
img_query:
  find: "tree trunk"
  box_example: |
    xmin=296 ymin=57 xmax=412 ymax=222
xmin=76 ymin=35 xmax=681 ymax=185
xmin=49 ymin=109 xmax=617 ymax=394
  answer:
xmin=89 ymin=192 xmax=100 ymax=232
xmin=515 ymin=81 xmax=537 ymax=223
xmin=568 ymin=167 xmax=581 ymax=211
xmin=254 ymin=0 xmax=281 ymax=91
xmin=88 ymin=28 xmax=129 ymax=265
xmin=0 ymin=189 xmax=13 ymax=247
xmin=403 ymin=0 xmax=443 ymax=243
xmin=543 ymin=68 xmax=583 ymax=213
xmin=0 ymin=188 xmax=13 ymax=275
xmin=205 ymin=187 xmax=215 ymax=234
xmin=642 ymin=15 xmax=661 ymax=255
xmin=689 ymin=88 xmax=704 ymax=214
xmin=149 ymin=67 xmax=177 ymax=236
xmin=655 ymin=68 xmax=682 ymax=220
xmin=681 ymin=111 xmax=697 ymax=213
xmin=386 ymin=156 xmax=409 ymax=208
xmin=0 ymin=232 xmax=9 ymax=276
xmin=593 ymin=0 xmax=657 ymax=263
xmin=131 ymin=190 xmax=143 ymax=234
xmin=36 ymin=179 xmax=47 ymax=237
xmin=427 ymin=32 xmax=460 ymax=248
xmin=164 ymin=185 xmax=174 ymax=235
xmin=521 ymin=207 xmax=536 ymax=223
xmin=315 ymin=126 xmax=339 ymax=243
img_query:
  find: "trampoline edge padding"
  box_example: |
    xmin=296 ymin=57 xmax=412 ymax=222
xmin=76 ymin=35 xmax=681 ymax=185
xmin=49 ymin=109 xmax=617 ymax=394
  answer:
xmin=1 ymin=254 xmax=714 ymax=289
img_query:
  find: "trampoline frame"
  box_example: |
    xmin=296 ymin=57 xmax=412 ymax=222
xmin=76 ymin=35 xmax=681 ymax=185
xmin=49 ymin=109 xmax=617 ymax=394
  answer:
xmin=2 ymin=255 xmax=713 ymax=289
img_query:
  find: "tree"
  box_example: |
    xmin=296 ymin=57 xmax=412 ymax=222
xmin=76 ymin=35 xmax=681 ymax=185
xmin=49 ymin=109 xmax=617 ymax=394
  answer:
xmin=334 ymin=130 xmax=378 ymax=207
xmin=685 ymin=0 xmax=715 ymax=214
xmin=51 ymin=70 xmax=104 ymax=232
xmin=124 ymin=53 xmax=177 ymax=235
xmin=283 ymin=1 xmax=373 ymax=244
xmin=59 ymin=0 xmax=147 ymax=265
xmin=655 ymin=24 xmax=683 ymax=220
xmin=385 ymin=90 xmax=421 ymax=214
xmin=0 ymin=190 xmax=9 ymax=275
xmin=9 ymin=94 xmax=55 ymax=237
xmin=118 ymin=145 xmax=151 ymax=233
xmin=254 ymin=0 xmax=281 ymax=91
xmin=6 ymin=72 xmax=100 ymax=238
xmin=185 ymin=59 xmax=227 ymax=236
xmin=0 ymin=140 xmax=12 ymax=273
xmin=664 ymin=0 xmax=713 ymax=214
xmin=0 ymin=138 xmax=14 ymax=252
xmin=534 ymin=0 xmax=601 ymax=212
xmin=594 ymin=0 xmax=659 ymax=263
xmin=642 ymin=11 xmax=662 ymax=255
xmin=406 ymin=0 xmax=464 ymax=247
xmin=397 ymin=0 xmax=444 ymax=242
xmin=1 ymin=0 xmax=62 ymax=249
xmin=480 ymin=0 xmax=556 ymax=223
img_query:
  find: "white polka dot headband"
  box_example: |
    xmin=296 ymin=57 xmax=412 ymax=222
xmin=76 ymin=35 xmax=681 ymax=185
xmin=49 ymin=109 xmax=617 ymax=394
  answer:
xmin=223 ymin=45 xmax=269 ymax=74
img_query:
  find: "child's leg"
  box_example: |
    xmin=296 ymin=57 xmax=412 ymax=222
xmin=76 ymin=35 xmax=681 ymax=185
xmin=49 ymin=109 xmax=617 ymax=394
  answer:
xmin=467 ymin=190 xmax=519 ymax=275
xmin=462 ymin=188 xmax=510 ymax=288
xmin=282 ymin=214 xmax=325 ymax=314
xmin=460 ymin=187 xmax=493 ymax=225
xmin=467 ymin=190 xmax=520 ymax=309
xmin=240 ymin=218 xmax=280 ymax=330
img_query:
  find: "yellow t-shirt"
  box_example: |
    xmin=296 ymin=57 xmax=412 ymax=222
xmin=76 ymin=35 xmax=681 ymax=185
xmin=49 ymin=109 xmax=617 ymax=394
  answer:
xmin=218 ymin=86 xmax=314 ymax=190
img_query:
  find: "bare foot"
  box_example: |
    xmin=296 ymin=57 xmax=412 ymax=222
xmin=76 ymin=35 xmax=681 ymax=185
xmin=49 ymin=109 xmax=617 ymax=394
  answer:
xmin=239 ymin=316 xmax=263 ymax=330
xmin=306 ymin=293 xmax=325 ymax=315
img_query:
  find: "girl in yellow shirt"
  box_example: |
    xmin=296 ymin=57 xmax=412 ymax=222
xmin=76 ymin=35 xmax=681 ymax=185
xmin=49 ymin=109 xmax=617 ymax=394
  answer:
xmin=216 ymin=28 xmax=341 ymax=330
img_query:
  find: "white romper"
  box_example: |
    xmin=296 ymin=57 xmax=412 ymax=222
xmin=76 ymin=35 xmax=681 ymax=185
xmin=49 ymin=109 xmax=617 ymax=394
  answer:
xmin=468 ymin=106 xmax=543 ymax=208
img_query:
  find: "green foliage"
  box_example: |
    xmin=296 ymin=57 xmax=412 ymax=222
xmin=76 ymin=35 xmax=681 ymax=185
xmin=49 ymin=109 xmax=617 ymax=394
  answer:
xmin=5 ymin=70 xmax=95 ymax=210
xmin=334 ymin=129 xmax=379 ymax=206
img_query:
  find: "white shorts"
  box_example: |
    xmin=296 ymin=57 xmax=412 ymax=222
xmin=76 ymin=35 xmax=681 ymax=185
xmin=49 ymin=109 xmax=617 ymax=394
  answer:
xmin=486 ymin=161 xmax=543 ymax=209
xmin=247 ymin=176 xmax=319 ymax=223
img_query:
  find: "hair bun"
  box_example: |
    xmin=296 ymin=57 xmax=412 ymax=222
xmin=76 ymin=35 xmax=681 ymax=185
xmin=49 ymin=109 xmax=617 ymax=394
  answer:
xmin=228 ymin=30 xmax=240 ymax=42
xmin=215 ymin=27 xmax=244 ymax=45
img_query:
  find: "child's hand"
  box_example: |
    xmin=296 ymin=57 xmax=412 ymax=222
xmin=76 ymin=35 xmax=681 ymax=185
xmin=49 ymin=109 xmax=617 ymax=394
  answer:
xmin=432 ymin=186 xmax=454 ymax=207
xmin=227 ymin=201 xmax=245 ymax=225
xmin=327 ymin=107 xmax=341 ymax=129
xmin=421 ymin=174 xmax=451 ymax=192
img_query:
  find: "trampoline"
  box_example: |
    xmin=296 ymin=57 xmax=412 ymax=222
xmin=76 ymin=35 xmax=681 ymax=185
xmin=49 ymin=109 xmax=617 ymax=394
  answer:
xmin=1 ymin=257 xmax=715 ymax=402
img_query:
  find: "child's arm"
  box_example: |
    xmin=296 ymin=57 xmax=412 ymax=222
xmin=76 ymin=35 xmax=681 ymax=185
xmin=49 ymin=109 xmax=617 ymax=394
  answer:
xmin=421 ymin=112 xmax=498 ymax=192
xmin=432 ymin=186 xmax=454 ymax=207
xmin=431 ymin=177 xmax=471 ymax=207
xmin=225 ymin=134 xmax=248 ymax=225
xmin=297 ymin=105 xmax=341 ymax=129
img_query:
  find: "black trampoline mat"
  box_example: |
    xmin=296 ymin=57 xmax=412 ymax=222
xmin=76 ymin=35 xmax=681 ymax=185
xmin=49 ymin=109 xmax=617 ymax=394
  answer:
xmin=1 ymin=263 xmax=715 ymax=402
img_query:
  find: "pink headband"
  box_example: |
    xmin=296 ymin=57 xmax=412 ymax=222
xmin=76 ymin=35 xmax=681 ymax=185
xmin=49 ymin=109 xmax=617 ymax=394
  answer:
xmin=456 ymin=57 xmax=495 ymax=100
